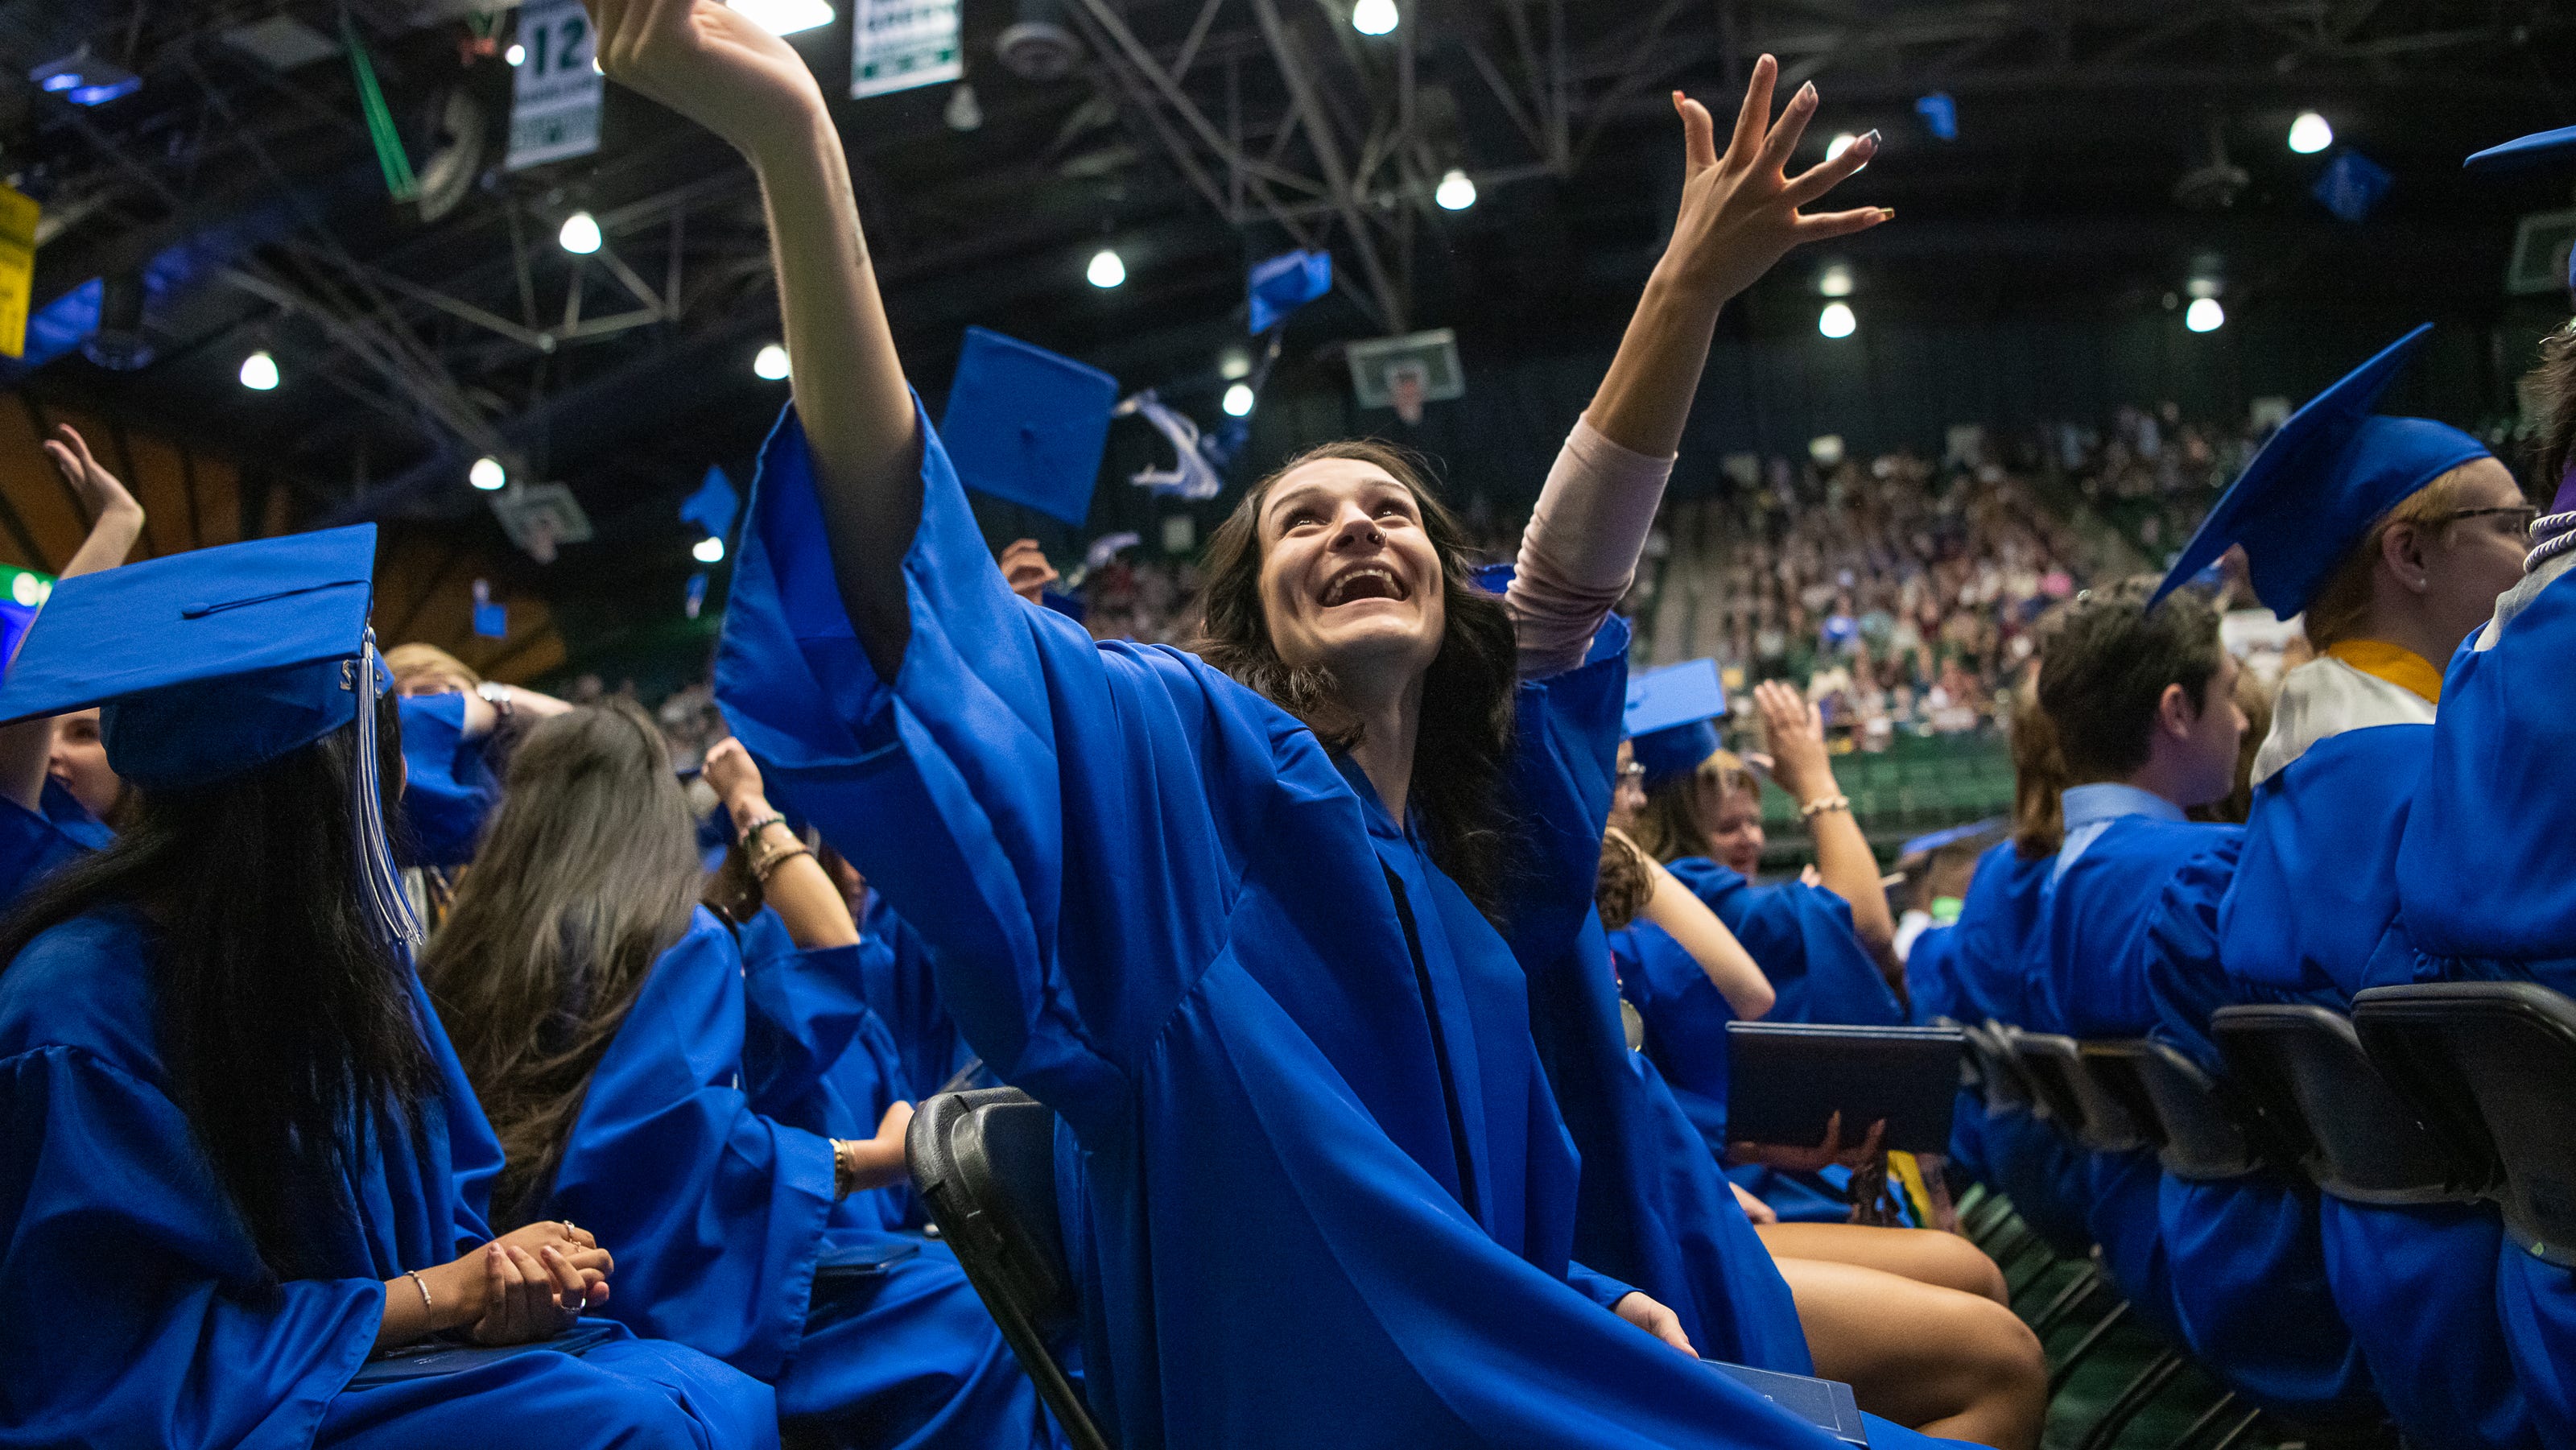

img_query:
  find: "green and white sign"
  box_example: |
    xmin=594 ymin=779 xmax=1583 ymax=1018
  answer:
xmin=851 ymin=0 xmax=960 ymax=99
xmin=507 ymin=0 xmax=603 ymax=171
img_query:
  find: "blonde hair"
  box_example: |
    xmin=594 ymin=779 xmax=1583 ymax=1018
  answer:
xmin=1632 ymin=749 xmax=1761 ymax=865
xmin=2301 ymin=463 xmax=2488 ymax=651
xmin=385 ymin=642 xmax=482 ymax=694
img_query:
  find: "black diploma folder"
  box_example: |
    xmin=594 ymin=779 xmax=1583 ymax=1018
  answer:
xmin=351 ymin=1322 xmax=621 ymax=1386
xmin=1724 ymin=1021 xmax=1964 ymax=1155
xmin=1706 ymin=1361 xmax=1871 ymax=1446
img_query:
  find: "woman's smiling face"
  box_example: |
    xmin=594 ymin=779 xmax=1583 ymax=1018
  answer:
xmin=1255 ymin=456 xmax=1447 ymax=682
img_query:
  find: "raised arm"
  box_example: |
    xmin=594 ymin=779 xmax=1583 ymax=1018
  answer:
xmin=591 ymin=0 xmax=919 ymax=676
xmin=1616 ymin=827 xmax=1776 ymax=1020
xmin=1753 ymin=680 xmax=1899 ymax=977
xmin=0 ymin=427 xmax=145 ymax=812
xmin=704 ymin=736 xmax=858 ymax=949
xmin=1507 ymin=58 xmax=1887 ymax=677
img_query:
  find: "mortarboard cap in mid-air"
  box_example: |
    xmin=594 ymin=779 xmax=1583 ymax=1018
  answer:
xmin=939 ymin=326 xmax=1119 ymax=528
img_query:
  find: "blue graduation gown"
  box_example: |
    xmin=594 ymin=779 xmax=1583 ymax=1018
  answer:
xmin=713 ymin=403 xmax=1957 ymax=1450
xmin=2393 ymin=562 xmax=2576 ymax=1448
xmin=2026 ymin=791 xmax=2240 ymax=1343
xmin=538 ymin=906 xmax=1055 ymax=1450
xmin=0 ymin=777 xmax=108 ymax=908
xmin=1624 ymin=860 xmax=1902 ymax=1222
xmin=1939 ymin=841 xmax=2093 ymax=1254
xmin=2139 ymin=731 xmax=2417 ymax=1419
xmin=857 ymin=892 xmax=975 ymax=1097
xmin=0 ymin=906 xmax=776 ymax=1450
xmin=395 ymin=692 xmax=501 ymax=869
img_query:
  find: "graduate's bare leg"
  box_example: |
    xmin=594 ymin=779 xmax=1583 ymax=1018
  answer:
xmin=1771 ymin=1255 xmax=2046 ymax=1450
xmin=1755 ymin=1221 xmax=2009 ymax=1303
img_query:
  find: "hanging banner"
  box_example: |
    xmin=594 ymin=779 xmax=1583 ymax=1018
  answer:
xmin=0 ymin=184 xmax=38 ymax=359
xmin=852 ymin=0 xmax=961 ymax=99
xmin=506 ymin=0 xmax=602 ymax=171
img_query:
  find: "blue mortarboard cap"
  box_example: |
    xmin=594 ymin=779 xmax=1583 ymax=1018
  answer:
xmin=939 ymin=326 xmax=1119 ymax=527
xmin=2151 ymin=325 xmax=2490 ymax=618
xmin=2465 ymin=126 xmax=2576 ymax=175
xmin=1249 ymin=249 xmax=1333 ymax=334
xmin=0 ymin=523 xmax=418 ymax=945
xmin=1624 ymin=659 xmax=1727 ymax=789
xmin=1898 ymin=817 xmax=2004 ymax=859
xmin=680 ymin=464 xmax=740 ymax=541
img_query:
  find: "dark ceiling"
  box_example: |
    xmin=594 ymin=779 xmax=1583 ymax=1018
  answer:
xmin=3 ymin=0 xmax=2573 ymax=653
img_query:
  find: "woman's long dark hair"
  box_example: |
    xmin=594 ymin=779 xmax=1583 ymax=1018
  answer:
xmin=0 ymin=694 xmax=436 ymax=1282
xmin=1193 ymin=439 xmax=1522 ymax=916
xmin=421 ymin=700 xmax=704 ymax=1225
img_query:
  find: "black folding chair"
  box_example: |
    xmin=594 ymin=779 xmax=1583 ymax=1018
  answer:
xmin=2353 ymin=981 xmax=2576 ymax=1266
xmin=2014 ymin=1031 xmax=2156 ymax=1154
xmin=2211 ymin=1002 xmax=2487 ymax=1207
xmin=907 ymin=1088 xmax=1112 ymax=1450
xmin=2129 ymin=1039 xmax=2264 ymax=1182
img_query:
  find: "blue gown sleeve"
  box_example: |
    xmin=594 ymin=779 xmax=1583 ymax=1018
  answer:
xmin=713 ymin=402 xmax=1296 ymax=1137
xmin=0 ymin=1044 xmax=382 ymax=1450
xmin=2142 ymin=853 xmax=2239 ymax=1072
xmin=543 ymin=909 xmax=838 ymax=1380
xmin=857 ymin=893 xmax=970 ymax=1095
xmin=396 ymin=692 xmax=501 ymax=869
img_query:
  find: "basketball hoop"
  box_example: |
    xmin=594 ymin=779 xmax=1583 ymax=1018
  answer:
xmin=1389 ymin=362 xmax=1427 ymax=425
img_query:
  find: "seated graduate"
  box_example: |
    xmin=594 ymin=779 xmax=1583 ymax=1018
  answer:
xmin=2387 ymin=120 xmax=2576 ymax=1450
xmin=1625 ymin=680 xmax=1905 ymax=1026
xmin=0 ymin=526 xmax=775 ymax=1450
xmin=1934 ymin=702 xmax=2091 ymax=1258
xmin=630 ymin=0 xmax=1978 ymax=1438
xmin=425 ymin=708 xmax=1058 ymax=1450
xmin=1596 ymin=771 xmax=2045 ymax=1450
xmin=0 ymin=425 xmax=143 ymax=906
xmin=1616 ymin=667 xmax=1902 ymax=1222
xmin=2137 ymin=325 xmax=2529 ymax=1437
xmin=2017 ymin=578 xmax=2248 ymax=1343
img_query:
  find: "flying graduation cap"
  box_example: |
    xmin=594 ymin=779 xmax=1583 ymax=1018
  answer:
xmin=2151 ymin=324 xmax=2490 ymax=618
xmin=680 ymin=464 xmax=740 ymax=542
xmin=1624 ymin=658 xmax=1728 ymax=790
xmin=2466 ymin=126 xmax=2576 ymax=294
xmin=0 ymin=524 xmax=419 ymax=947
xmin=939 ymin=326 xmax=1120 ymax=528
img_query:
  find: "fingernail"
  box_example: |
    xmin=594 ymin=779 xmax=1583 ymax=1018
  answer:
xmin=1798 ymin=81 xmax=1816 ymax=104
xmin=1862 ymin=128 xmax=1881 ymax=149
xmin=1879 ymin=207 xmax=1897 ymax=220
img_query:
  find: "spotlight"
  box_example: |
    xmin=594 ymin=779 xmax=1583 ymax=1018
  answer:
xmin=693 ymin=535 xmax=727 ymax=564
xmin=506 ymin=42 xmax=526 ymax=66
xmin=237 ymin=349 xmax=279 ymax=391
xmin=1087 ymin=248 xmax=1125 ymax=288
xmin=1818 ymin=263 xmax=1854 ymax=298
xmin=1826 ymin=133 xmax=1859 ymax=162
xmin=558 ymin=210 xmax=602 ymax=254
xmin=1223 ymin=382 xmax=1255 ymax=417
xmin=1219 ymin=348 xmax=1252 ymax=381
xmin=2288 ymin=111 xmax=2333 ymax=155
xmin=1351 ymin=0 xmax=1397 ymax=35
xmin=470 ymin=456 xmax=508 ymax=492
xmin=753 ymin=343 xmax=791 ymax=381
xmin=726 ymin=0 xmax=836 ymax=36
xmin=1434 ymin=168 xmax=1477 ymax=211
xmin=2186 ymin=298 xmax=2225 ymax=333
xmin=1818 ymin=301 xmax=1856 ymax=339
xmin=944 ymin=82 xmax=983 ymax=132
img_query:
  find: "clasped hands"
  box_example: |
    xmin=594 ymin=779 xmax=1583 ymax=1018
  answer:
xmin=411 ymin=1221 xmax=614 ymax=1347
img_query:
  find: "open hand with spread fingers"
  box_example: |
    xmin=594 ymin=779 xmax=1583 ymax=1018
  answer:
xmin=1658 ymin=55 xmax=1890 ymax=308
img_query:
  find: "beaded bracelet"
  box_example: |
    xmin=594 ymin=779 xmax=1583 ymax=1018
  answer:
xmin=1799 ymin=793 xmax=1852 ymax=819
xmin=736 ymin=813 xmax=788 ymax=845
xmin=404 ymin=1268 xmax=434 ymax=1312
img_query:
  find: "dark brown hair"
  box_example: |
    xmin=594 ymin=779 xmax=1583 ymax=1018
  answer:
xmin=422 ymin=700 xmax=704 ymax=1225
xmin=2532 ymin=320 xmax=2576 ymax=507
xmin=1596 ymin=832 xmax=1654 ymax=932
xmin=1193 ymin=439 xmax=1521 ymax=915
xmin=2008 ymin=688 xmax=2070 ymax=860
xmin=2036 ymin=576 xmax=2225 ymax=785
xmin=0 ymin=696 xmax=434 ymax=1282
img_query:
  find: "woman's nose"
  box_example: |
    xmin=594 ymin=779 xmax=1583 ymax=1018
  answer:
xmin=1331 ymin=507 xmax=1385 ymax=549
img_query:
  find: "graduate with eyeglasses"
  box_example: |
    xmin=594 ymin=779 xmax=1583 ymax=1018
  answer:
xmin=0 ymin=527 xmax=775 ymax=1450
xmin=2136 ymin=324 xmax=2529 ymax=1436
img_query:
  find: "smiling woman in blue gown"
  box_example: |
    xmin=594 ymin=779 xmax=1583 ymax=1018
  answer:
xmin=423 ymin=704 xmax=1058 ymax=1450
xmin=2134 ymin=325 xmax=2533 ymax=1440
xmin=0 ymin=526 xmax=774 ymax=1450
xmin=582 ymin=5 xmax=1987 ymax=1445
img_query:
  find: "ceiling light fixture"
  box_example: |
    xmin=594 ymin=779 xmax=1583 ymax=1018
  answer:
xmin=558 ymin=210 xmax=602 ymax=254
